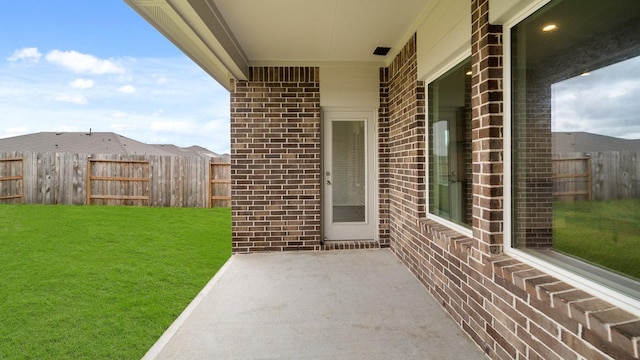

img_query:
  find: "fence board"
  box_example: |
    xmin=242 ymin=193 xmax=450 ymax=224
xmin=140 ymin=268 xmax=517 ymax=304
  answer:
xmin=552 ymin=156 xmax=591 ymax=201
xmin=554 ymin=151 xmax=640 ymax=201
xmin=87 ymin=158 xmax=151 ymax=206
xmin=0 ymin=158 xmax=24 ymax=203
xmin=210 ymin=162 xmax=231 ymax=207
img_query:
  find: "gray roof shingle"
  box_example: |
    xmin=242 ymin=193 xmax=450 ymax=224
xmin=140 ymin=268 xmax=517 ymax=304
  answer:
xmin=553 ymin=132 xmax=640 ymax=154
xmin=0 ymin=132 xmax=225 ymax=158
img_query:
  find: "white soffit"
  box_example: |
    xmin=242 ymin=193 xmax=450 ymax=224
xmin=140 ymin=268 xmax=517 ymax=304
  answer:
xmin=125 ymin=0 xmax=435 ymax=87
xmin=213 ymin=0 xmax=429 ymax=65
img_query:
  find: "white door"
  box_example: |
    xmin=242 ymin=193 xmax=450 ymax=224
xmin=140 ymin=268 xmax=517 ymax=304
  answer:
xmin=323 ymin=110 xmax=376 ymax=241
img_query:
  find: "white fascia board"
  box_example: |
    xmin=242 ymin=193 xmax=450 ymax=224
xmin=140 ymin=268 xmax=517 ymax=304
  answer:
xmin=124 ymin=0 xmax=249 ymax=90
xmin=174 ymin=0 xmax=249 ymax=80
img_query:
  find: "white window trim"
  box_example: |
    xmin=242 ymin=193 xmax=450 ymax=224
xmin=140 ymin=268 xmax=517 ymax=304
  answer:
xmin=423 ymin=50 xmax=471 ymax=85
xmin=423 ymin=49 xmax=473 ymax=238
xmin=502 ymin=0 xmax=640 ymax=316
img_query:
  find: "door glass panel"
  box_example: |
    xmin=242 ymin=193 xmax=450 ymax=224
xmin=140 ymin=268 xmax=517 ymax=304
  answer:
xmin=332 ymin=120 xmax=366 ymax=223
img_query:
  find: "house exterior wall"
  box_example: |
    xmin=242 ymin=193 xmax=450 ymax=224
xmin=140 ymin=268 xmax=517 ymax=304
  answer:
xmin=378 ymin=68 xmax=390 ymax=246
xmin=319 ymin=66 xmax=379 ymax=108
xmin=385 ymin=34 xmax=428 ymax=270
xmin=383 ymin=0 xmax=640 ymax=359
xmin=228 ymin=2 xmax=640 ymax=357
xmin=230 ymin=67 xmax=322 ymax=252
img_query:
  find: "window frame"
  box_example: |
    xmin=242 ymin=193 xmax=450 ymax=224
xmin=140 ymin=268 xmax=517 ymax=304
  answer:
xmin=424 ymin=49 xmax=473 ymax=238
xmin=503 ymin=0 xmax=640 ymax=316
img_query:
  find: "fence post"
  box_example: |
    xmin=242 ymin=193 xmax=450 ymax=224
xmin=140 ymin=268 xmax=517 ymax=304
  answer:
xmin=86 ymin=158 xmax=92 ymax=205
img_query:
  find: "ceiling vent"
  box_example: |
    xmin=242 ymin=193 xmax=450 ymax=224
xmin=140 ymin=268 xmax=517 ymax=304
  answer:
xmin=373 ymin=47 xmax=391 ymax=56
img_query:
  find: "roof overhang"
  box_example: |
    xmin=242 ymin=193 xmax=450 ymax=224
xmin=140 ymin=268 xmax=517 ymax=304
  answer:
xmin=125 ymin=0 xmax=434 ymax=90
xmin=125 ymin=0 xmax=250 ymax=90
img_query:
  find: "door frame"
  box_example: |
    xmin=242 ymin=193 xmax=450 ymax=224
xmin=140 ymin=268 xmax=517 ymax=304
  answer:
xmin=321 ymin=108 xmax=378 ymax=241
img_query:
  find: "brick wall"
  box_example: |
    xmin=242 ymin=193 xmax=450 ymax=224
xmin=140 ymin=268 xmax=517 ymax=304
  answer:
xmin=386 ymin=34 xmax=427 ymax=270
xmin=230 ymin=67 xmax=322 ymax=252
xmin=470 ymin=0 xmax=504 ymax=258
xmin=387 ymin=1 xmax=640 ymax=359
xmin=378 ymin=67 xmax=390 ymax=246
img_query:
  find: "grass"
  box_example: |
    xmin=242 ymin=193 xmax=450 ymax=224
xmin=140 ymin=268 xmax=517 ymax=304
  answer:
xmin=0 ymin=205 xmax=231 ymax=360
xmin=553 ymin=199 xmax=640 ymax=280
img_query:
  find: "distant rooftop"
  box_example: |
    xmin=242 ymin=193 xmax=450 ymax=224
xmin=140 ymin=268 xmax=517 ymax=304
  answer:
xmin=151 ymin=144 xmax=229 ymax=160
xmin=553 ymin=132 xmax=640 ymax=153
xmin=0 ymin=132 xmax=226 ymax=158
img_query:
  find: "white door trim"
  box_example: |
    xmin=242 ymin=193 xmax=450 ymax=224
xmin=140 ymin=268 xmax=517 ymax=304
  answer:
xmin=322 ymin=108 xmax=378 ymax=241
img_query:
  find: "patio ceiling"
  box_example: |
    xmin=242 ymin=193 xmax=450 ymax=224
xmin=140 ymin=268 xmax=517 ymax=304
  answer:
xmin=125 ymin=0 xmax=433 ymax=89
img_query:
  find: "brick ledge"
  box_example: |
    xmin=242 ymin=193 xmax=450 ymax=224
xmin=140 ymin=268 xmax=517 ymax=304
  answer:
xmin=322 ymin=240 xmax=381 ymax=251
xmin=418 ymin=217 xmax=640 ymax=359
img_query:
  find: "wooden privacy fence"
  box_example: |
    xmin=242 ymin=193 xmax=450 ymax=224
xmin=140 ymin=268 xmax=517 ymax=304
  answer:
xmin=552 ymin=156 xmax=592 ymax=201
xmin=553 ymin=150 xmax=640 ymax=201
xmin=0 ymin=158 xmax=24 ymax=203
xmin=0 ymin=151 xmax=230 ymax=207
xmin=210 ymin=161 xmax=231 ymax=207
xmin=87 ymin=159 xmax=151 ymax=205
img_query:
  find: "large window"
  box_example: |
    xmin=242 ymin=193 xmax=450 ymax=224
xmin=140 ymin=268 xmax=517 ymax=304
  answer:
xmin=511 ymin=0 xmax=640 ymax=299
xmin=428 ymin=57 xmax=472 ymax=228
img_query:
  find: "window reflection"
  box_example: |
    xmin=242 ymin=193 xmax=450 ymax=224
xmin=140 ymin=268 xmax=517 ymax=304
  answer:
xmin=551 ymin=56 xmax=640 ymax=281
xmin=428 ymin=57 xmax=472 ymax=227
xmin=511 ymin=0 xmax=640 ymax=283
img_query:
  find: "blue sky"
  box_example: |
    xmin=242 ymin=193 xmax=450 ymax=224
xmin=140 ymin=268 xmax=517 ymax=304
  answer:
xmin=0 ymin=1 xmax=230 ymax=154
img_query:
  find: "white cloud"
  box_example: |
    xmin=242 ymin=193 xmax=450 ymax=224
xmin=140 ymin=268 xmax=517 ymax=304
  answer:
xmin=109 ymin=112 xmax=129 ymax=118
xmin=156 ymin=77 xmax=167 ymax=85
xmin=50 ymin=93 xmax=88 ymax=105
xmin=70 ymin=78 xmax=94 ymax=89
xmin=117 ymin=85 xmax=136 ymax=94
xmin=110 ymin=122 xmax=139 ymax=131
xmin=552 ymin=56 xmax=640 ymax=139
xmin=116 ymin=74 xmax=133 ymax=82
xmin=203 ymin=119 xmax=230 ymax=132
xmin=50 ymin=125 xmax=82 ymax=132
xmin=7 ymin=47 xmax=42 ymax=63
xmin=45 ymin=50 xmax=125 ymax=74
xmin=150 ymin=121 xmax=195 ymax=133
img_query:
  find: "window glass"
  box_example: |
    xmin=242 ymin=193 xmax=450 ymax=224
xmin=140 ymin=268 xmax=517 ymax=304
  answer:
xmin=332 ymin=120 xmax=366 ymax=223
xmin=511 ymin=0 xmax=640 ymax=284
xmin=428 ymin=58 xmax=472 ymax=227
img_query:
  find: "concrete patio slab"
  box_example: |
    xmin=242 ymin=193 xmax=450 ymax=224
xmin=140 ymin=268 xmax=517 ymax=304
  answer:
xmin=143 ymin=249 xmax=487 ymax=359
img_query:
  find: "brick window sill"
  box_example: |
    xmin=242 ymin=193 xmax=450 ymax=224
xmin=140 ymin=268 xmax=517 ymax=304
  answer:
xmin=418 ymin=217 xmax=475 ymax=261
xmin=418 ymin=217 xmax=640 ymax=359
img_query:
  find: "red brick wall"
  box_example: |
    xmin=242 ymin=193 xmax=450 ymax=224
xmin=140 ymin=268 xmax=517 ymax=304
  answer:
xmin=386 ymin=1 xmax=640 ymax=359
xmin=230 ymin=67 xmax=321 ymax=252
xmin=470 ymin=0 xmax=504 ymax=258
xmin=378 ymin=67 xmax=390 ymax=246
xmin=386 ymin=34 xmax=427 ymax=269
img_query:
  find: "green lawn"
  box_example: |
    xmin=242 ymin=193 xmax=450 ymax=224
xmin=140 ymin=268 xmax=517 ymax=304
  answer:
xmin=553 ymin=199 xmax=640 ymax=280
xmin=0 ymin=205 xmax=231 ymax=359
